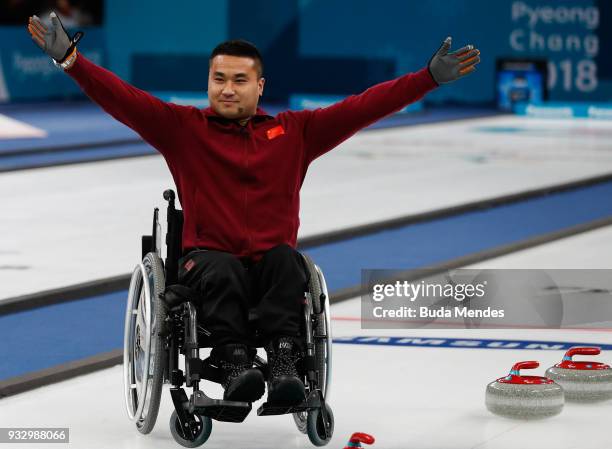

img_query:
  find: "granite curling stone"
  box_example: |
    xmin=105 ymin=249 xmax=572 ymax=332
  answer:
xmin=546 ymin=347 xmax=612 ymax=402
xmin=486 ymin=361 xmax=564 ymax=419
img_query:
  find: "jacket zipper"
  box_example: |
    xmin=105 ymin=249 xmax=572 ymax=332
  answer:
xmin=242 ymin=126 xmax=252 ymax=255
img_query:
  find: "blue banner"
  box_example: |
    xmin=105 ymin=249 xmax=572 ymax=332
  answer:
xmin=298 ymin=0 xmax=609 ymax=104
xmin=3 ymin=1 xmax=611 ymax=104
xmin=508 ymin=0 xmax=606 ymax=101
xmin=514 ymin=101 xmax=612 ymax=118
xmin=0 ymin=26 xmax=105 ymax=102
xmin=289 ymin=94 xmax=423 ymax=113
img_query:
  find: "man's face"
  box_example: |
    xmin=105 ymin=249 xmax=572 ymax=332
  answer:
xmin=208 ymin=55 xmax=264 ymax=121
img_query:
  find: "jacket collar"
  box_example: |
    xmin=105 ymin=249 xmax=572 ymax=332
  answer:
xmin=203 ymin=106 xmax=274 ymax=124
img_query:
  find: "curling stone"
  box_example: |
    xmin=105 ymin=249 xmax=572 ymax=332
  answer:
xmin=344 ymin=432 xmax=375 ymax=449
xmin=546 ymin=347 xmax=612 ymax=402
xmin=486 ymin=361 xmax=564 ymax=419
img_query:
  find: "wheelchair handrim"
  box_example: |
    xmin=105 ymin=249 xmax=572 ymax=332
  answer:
xmin=123 ymin=263 xmax=153 ymax=421
xmin=315 ymin=264 xmax=332 ymax=401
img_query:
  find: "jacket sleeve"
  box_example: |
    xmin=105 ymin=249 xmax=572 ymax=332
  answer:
xmin=66 ymin=53 xmax=190 ymax=157
xmin=300 ymin=67 xmax=438 ymax=164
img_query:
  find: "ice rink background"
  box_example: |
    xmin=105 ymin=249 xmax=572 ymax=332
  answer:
xmin=2 ymin=112 xmax=612 ymax=448
xmin=2 ymin=0 xmax=612 ymax=447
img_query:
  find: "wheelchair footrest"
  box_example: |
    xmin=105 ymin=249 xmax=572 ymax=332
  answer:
xmin=189 ymin=390 xmax=252 ymax=423
xmin=257 ymin=402 xmax=310 ymax=416
xmin=257 ymin=389 xmax=325 ymax=416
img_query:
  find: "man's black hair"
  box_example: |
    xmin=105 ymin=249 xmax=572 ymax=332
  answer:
xmin=210 ymin=40 xmax=264 ymax=77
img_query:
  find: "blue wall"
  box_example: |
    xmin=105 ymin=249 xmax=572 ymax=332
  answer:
xmin=297 ymin=0 xmax=609 ymax=103
xmin=104 ymin=0 xmax=228 ymax=81
xmin=0 ymin=26 xmax=105 ymax=102
xmin=1 ymin=0 xmax=609 ymax=104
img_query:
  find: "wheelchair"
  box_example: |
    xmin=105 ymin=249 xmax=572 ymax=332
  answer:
xmin=122 ymin=190 xmax=334 ymax=447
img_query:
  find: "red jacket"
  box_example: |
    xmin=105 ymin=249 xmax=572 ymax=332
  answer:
xmin=68 ymin=55 xmax=437 ymax=259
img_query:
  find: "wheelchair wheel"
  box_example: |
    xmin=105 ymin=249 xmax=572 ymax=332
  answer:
xmin=169 ymin=411 xmax=212 ymax=448
xmin=123 ymin=252 xmax=168 ymax=434
xmin=306 ymin=403 xmax=334 ymax=446
xmin=294 ymin=255 xmax=333 ymax=435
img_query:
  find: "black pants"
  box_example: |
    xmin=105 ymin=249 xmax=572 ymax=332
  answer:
xmin=178 ymin=244 xmax=309 ymax=348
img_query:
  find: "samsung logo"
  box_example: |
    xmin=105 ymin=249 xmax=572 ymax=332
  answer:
xmin=333 ymin=336 xmax=612 ymax=351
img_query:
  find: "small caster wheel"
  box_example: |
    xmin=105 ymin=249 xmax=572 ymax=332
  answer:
xmin=169 ymin=411 xmax=212 ymax=447
xmin=307 ymin=403 xmax=334 ymax=446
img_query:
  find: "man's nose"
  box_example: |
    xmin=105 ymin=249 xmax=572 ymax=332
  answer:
xmin=221 ymin=82 xmax=235 ymax=96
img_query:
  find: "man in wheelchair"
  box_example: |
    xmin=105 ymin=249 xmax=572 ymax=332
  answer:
xmin=28 ymin=14 xmax=480 ymax=443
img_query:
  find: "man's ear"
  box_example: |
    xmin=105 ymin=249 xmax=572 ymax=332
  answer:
xmin=259 ymin=77 xmax=265 ymax=96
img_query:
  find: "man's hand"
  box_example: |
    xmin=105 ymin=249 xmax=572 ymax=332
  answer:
xmin=428 ymin=37 xmax=481 ymax=85
xmin=27 ymin=12 xmax=83 ymax=63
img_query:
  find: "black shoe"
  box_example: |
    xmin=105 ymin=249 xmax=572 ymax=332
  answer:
xmin=211 ymin=344 xmax=265 ymax=403
xmin=265 ymin=337 xmax=306 ymax=406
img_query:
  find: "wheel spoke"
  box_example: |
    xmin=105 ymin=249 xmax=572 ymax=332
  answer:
xmin=136 ymin=302 xmax=145 ymax=332
xmin=138 ymin=292 xmax=147 ymax=322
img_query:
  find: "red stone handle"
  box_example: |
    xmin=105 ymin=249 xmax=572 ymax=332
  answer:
xmin=348 ymin=433 xmax=376 ymax=445
xmin=565 ymin=347 xmax=600 ymax=359
xmin=511 ymin=361 xmax=539 ymax=373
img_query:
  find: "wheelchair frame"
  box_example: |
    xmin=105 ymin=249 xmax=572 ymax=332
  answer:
xmin=123 ymin=190 xmax=334 ymax=447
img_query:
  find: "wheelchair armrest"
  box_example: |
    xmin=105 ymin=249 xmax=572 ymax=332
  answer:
xmin=162 ymin=284 xmax=200 ymax=308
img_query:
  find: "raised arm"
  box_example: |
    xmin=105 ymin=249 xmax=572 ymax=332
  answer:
xmin=27 ymin=13 xmax=187 ymax=156
xmin=301 ymin=37 xmax=480 ymax=164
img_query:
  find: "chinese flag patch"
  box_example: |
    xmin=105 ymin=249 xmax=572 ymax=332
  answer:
xmin=266 ymin=125 xmax=285 ymax=140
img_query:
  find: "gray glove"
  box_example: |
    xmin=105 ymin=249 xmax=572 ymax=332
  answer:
xmin=27 ymin=12 xmax=83 ymax=63
xmin=428 ymin=37 xmax=480 ymax=85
